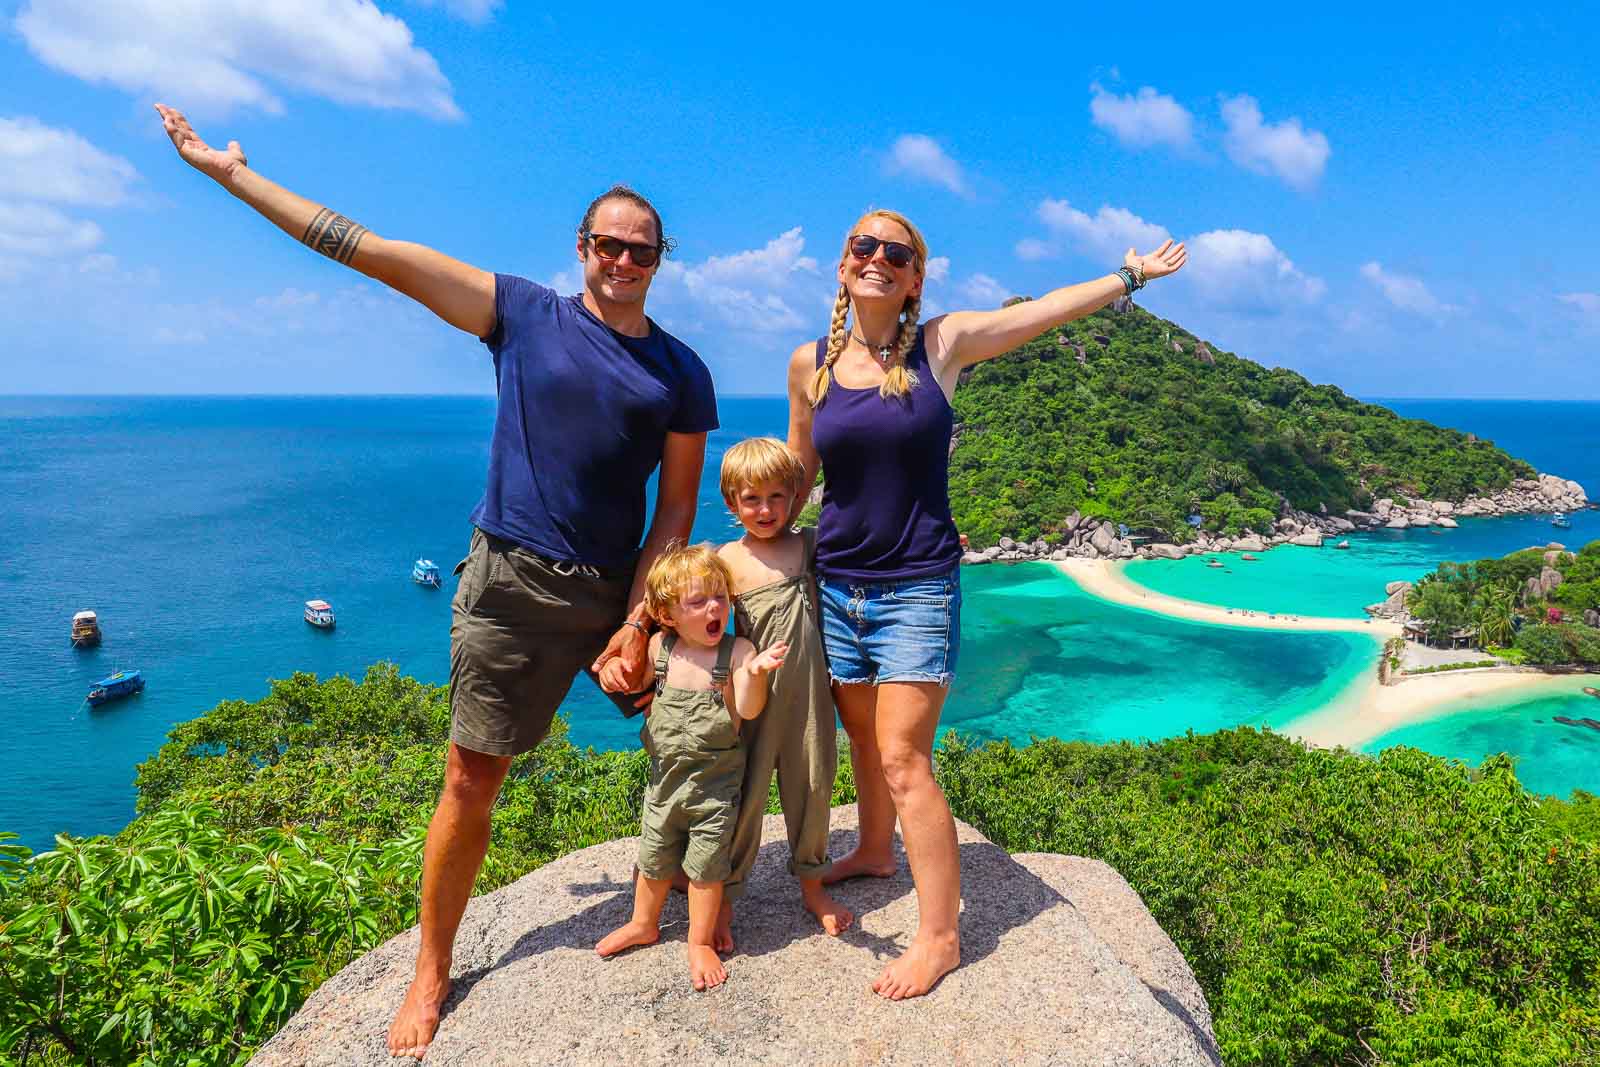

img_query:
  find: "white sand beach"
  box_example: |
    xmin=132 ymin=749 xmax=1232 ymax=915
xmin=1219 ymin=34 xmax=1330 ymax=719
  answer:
xmin=1050 ymin=558 xmax=1593 ymax=749
xmin=1050 ymin=558 xmax=1402 ymax=635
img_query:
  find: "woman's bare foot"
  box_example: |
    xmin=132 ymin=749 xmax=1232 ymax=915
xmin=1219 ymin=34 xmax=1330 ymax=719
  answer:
xmin=596 ymin=919 xmax=660 ymax=958
xmin=388 ymin=966 xmax=451 ymax=1059
xmin=688 ymin=944 xmax=728 ymax=990
xmin=801 ymin=880 xmax=854 ymax=935
xmin=821 ymin=847 xmax=896 ymax=885
xmin=713 ymin=899 xmax=735 ymax=953
xmin=872 ymin=932 xmax=960 ymax=1000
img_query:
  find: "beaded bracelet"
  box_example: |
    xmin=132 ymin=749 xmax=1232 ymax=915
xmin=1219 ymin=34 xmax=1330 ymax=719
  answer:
xmin=1115 ymin=266 xmax=1146 ymax=294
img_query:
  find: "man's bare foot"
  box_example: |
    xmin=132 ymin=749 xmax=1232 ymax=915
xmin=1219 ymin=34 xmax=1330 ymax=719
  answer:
xmin=596 ymin=920 xmax=660 ymax=958
xmin=713 ymin=899 xmax=735 ymax=954
xmin=688 ymin=944 xmax=728 ymax=990
xmin=801 ymin=881 xmax=854 ymax=935
xmin=872 ymin=932 xmax=960 ymax=1000
xmin=821 ymin=847 xmax=896 ymax=885
xmin=388 ymin=967 xmax=450 ymax=1059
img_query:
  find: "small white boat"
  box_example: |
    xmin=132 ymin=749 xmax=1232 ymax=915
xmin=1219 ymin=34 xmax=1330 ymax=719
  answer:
xmin=71 ymin=609 xmax=102 ymax=647
xmin=412 ymin=558 xmax=442 ymax=588
xmin=1552 ymin=512 xmax=1572 ymax=529
xmin=1206 ymin=559 xmax=1224 ymax=568
xmin=304 ymin=599 xmax=336 ymax=629
xmin=1335 ymin=540 xmax=1350 ymax=550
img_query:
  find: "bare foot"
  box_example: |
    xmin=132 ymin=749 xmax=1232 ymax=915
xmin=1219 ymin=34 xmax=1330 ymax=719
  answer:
xmin=596 ymin=920 xmax=660 ymax=958
xmin=688 ymin=944 xmax=728 ymax=990
xmin=801 ymin=881 xmax=854 ymax=935
xmin=714 ymin=899 xmax=735 ymax=954
xmin=388 ymin=967 xmax=450 ymax=1059
xmin=872 ymin=932 xmax=960 ymax=1001
xmin=821 ymin=847 xmax=896 ymax=885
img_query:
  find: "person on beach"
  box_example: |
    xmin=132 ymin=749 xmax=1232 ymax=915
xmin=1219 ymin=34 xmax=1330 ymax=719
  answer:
xmin=787 ymin=209 xmax=1185 ymax=999
xmin=714 ymin=438 xmax=853 ymax=940
xmin=153 ymin=105 xmax=716 ymax=1056
xmin=596 ymin=544 xmax=787 ymax=990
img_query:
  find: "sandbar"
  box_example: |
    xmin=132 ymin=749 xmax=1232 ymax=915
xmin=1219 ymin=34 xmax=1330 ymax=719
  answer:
xmin=1048 ymin=558 xmax=1592 ymax=749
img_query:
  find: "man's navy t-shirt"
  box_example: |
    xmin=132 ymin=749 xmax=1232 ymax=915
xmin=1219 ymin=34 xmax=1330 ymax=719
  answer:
xmin=469 ymin=274 xmax=718 ymax=569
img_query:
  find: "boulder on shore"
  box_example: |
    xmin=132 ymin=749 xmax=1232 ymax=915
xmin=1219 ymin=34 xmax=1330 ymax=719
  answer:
xmin=1232 ymin=535 xmax=1266 ymax=552
xmin=1289 ymin=532 xmax=1324 ymax=548
xmin=251 ymin=808 xmax=1219 ymax=1067
xmin=1148 ymin=543 xmax=1187 ymax=560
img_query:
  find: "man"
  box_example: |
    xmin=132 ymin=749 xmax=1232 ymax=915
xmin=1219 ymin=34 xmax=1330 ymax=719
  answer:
xmin=155 ymin=105 xmax=716 ymax=1058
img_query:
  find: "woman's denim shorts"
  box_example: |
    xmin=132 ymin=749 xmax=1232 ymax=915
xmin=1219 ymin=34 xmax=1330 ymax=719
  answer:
xmin=817 ymin=568 xmax=961 ymax=687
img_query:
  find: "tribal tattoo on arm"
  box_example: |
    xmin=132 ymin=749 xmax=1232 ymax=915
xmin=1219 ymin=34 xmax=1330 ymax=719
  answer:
xmin=300 ymin=208 xmax=368 ymax=265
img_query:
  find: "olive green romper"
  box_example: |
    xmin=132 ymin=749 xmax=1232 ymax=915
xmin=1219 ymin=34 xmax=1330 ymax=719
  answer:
xmin=637 ymin=631 xmax=745 ymax=884
xmin=724 ymin=528 xmax=837 ymax=901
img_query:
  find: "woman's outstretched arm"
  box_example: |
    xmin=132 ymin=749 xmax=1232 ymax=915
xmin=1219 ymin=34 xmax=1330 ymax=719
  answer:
xmin=154 ymin=103 xmax=496 ymax=339
xmin=924 ymin=240 xmax=1188 ymax=388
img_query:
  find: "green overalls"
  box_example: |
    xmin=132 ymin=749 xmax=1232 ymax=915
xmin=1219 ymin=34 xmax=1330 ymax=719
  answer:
xmin=636 ymin=631 xmax=745 ymax=884
xmin=723 ymin=529 xmax=837 ymax=900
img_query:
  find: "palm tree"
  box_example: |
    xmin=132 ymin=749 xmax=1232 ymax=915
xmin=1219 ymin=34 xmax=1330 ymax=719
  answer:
xmin=1476 ymin=583 xmax=1518 ymax=649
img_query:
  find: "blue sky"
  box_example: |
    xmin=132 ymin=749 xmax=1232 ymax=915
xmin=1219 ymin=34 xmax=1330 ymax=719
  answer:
xmin=2 ymin=2 xmax=1597 ymax=398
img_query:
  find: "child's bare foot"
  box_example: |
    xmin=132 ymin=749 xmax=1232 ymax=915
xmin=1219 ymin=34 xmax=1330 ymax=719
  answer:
xmin=872 ymin=932 xmax=959 ymax=1000
xmin=596 ymin=920 xmax=660 ymax=958
xmin=387 ymin=965 xmax=450 ymax=1059
xmin=688 ymin=944 xmax=728 ymax=990
xmin=801 ymin=881 xmax=854 ymax=935
xmin=714 ymin=899 xmax=735 ymax=953
xmin=821 ymin=847 xmax=896 ymax=884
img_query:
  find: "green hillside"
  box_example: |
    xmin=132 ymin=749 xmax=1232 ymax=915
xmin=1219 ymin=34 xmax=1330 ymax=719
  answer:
xmin=948 ymin=302 xmax=1535 ymax=548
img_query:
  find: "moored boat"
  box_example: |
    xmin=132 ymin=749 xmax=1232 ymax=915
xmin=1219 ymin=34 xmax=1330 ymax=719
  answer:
xmin=1552 ymin=512 xmax=1572 ymax=529
xmin=87 ymin=669 xmax=144 ymax=707
xmin=70 ymin=609 xmax=102 ymax=648
xmin=1240 ymin=553 xmax=1258 ymax=561
xmin=1335 ymin=540 xmax=1350 ymax=550
xmin=1206 ymin=559 xmax=1224 ymax=568
xmin=412 ymin=558 xmax=442 ymax=588
xmin=304 ymin=599 xmax=336 ymax=629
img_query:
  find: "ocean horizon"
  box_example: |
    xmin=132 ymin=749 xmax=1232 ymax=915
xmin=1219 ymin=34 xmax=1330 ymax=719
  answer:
xmin=3 ymin=395 xmax=1597 ymax=854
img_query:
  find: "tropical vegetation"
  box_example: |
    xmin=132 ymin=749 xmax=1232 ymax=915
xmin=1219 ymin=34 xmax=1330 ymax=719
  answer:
xmin=946 ymin=302 xmax=1534 ymax=547
xmin=1405 ymin=539 xmax=1600 ymax=663
xmin=3 ymin=667 xmax=1599 ymax=1064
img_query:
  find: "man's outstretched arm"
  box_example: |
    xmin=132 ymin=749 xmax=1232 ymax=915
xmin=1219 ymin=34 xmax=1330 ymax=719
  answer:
xmin=155 ymin=103 xmax=496 ymax=338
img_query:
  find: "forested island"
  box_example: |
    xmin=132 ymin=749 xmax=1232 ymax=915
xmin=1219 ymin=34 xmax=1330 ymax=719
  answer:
xmin=948 ymin=300 xmax=1554 ymax=548
xmin=2 ymin=668 xmax=1597 ymax=1065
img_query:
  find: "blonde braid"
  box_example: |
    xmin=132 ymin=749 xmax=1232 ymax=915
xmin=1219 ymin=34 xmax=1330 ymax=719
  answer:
xmin=809 ymin=283 xmax=852 ymax=407
xmin=879 ymin=293 xmax=922 ymax=400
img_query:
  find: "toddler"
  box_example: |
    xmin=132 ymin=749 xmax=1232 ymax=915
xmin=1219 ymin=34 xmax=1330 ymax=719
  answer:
xmin=596 ymin=543 xmax=785 ymax=990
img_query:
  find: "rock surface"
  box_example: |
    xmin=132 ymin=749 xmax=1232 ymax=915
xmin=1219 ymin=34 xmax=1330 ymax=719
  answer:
xmin=252 ymin=808 xmax=1217 ymax=1067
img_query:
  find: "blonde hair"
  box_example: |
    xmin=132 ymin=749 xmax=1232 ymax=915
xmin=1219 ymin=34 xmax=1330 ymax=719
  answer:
xmin=809 ymin=208 xmax=927 ymax=407
xmin=643 ymin=542 xmax=733 ymax=623
xmin=720 ymin=437 xmax=807 ymax=507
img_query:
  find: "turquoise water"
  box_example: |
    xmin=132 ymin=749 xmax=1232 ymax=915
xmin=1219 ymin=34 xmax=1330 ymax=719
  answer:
xmin=4 ymin=396 xmax=1596 ymax=853
xmin=945 ymin=564 xmax=1378 ymax=745
xmin=1361 ymin=687 xmax=1600 ymax=798
xmin=1121 ymin=512 xmax=1600 ymax=618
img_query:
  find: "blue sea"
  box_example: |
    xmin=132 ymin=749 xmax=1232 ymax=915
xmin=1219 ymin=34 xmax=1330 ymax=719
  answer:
xmin=3 ymin=396 xmax=1597 ymax=853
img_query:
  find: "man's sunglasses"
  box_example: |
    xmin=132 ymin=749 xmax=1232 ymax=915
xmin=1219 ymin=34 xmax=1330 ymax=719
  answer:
xmin=582 ymin=231 xmax=662 ymax=268
xmin=848 ymin=234 xmax=917 ymax=269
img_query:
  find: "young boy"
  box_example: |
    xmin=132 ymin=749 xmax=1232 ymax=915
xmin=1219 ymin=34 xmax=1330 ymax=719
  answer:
xmin=596 ymin=544 xmax=786 ymax=991
xmin=716 ymin=438 xmax=853 ymax=939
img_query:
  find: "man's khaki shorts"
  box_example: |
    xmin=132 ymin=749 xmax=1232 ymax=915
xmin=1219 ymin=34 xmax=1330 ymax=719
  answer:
xmin=449 ymin=528 xmax=633 ymax=757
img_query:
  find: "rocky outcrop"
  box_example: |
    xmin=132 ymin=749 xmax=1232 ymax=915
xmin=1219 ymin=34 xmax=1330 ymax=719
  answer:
xmin=957 ymin=469 xmax=1587 ymax=568
xmin=1587 ymin=609 xmax=1600 ymax=629
xmin=252 ymin=808 xmax=1218 ymax=1067
xmin=1367 ymin=581 xmax=1413 ymax=620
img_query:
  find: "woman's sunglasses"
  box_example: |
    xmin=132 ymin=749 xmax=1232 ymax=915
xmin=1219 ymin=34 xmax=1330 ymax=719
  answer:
xmin=848 ymin=234 xmax=917 ymax=269
xmin=583 ymin=231 xmax=662 ymax=268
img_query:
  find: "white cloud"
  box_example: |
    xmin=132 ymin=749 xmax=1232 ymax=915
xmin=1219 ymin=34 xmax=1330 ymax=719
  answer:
xmin=16 ymin=0 xmax=461 ymax=120
xmin=0 ymin=202 xmax=102 ymax=257
xmin=1034 ymin=198 xmax=1173 ymax=262
xmin=0 ymin=117 xmax=140 ymax=206
xmin=957 ymin=273 xmax=1011 ymax=307
xmin=1219 ymin=94 xmax=1330 ymax=190
xmin=882 ymin=134 xmax=972 ymax=197
xmin=1360 ymin=262 xmax=1458 ymax=317
xmin=1088 ymin=83 xmax=1195 ymax=150
xmin=924 ymin=256 xmax=950 ymax=283
xmin=1185 ymin=229 xmax=1325 ymax=313
xmin=1557 ymin=292 xmax=1600 ymax=316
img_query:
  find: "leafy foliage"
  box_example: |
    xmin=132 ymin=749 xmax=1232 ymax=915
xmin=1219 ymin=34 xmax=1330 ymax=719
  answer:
xmin=946 ymin=305 xmax=1534 ymax=547
xmin=4 ymin=671 xmax=1599 ymax=1064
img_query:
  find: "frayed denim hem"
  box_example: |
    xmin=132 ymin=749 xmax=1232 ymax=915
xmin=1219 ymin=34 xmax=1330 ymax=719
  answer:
xmin=829 ymin=671 xmax=953 ymax=688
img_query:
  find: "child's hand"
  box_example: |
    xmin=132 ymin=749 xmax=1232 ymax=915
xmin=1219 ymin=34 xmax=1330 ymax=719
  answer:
xmin=747 ymin=642 xmax=788 ymax=675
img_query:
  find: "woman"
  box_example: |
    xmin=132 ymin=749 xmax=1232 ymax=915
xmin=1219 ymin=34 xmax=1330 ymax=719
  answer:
xmin=786 ymin=209 xmax=1185 ymax=1000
